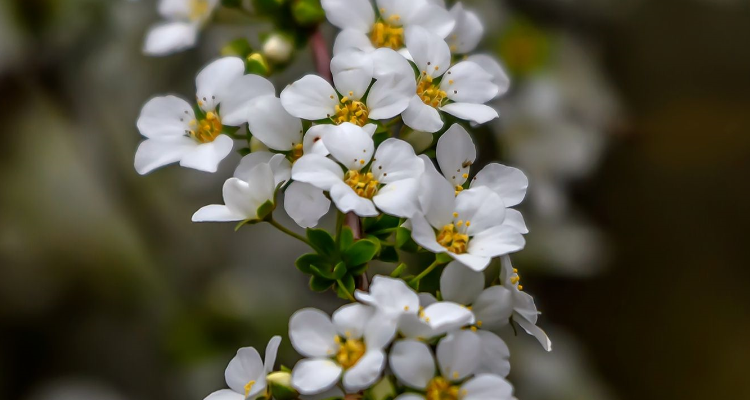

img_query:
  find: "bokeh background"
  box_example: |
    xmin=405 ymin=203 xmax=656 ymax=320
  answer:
xmin=1 ymin=0 xmax=749 ymax=399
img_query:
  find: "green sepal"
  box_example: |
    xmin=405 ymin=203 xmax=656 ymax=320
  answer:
xmin=364 ymin=215 xmax=400 ymax=238
xmin=335 ymin=274 xmax=356 ymax=300
xmin=338 ymin=226 xmax=355 ymax=252
xmin=222 ymin=37 xmax=253 ymax=58
xmin=237 ymin=147 xmax=251 ymax=157
xmin=256 ymin=200 xmax=276 ymax=221
xmin=332 ymin=262 xmax=347 ymax=280
xmin=342 ymin=239 xmax=378 ymax=267
xmin=378 ymin=245 xmax=399 ymax=263
xmin=291 ymin=0 xmax=326 ymax=26
xmin=295 ymin=253 xmax=330 ymax=275
xmin=280 ymin=365 xmax=291 ymax=373
xmin=396 ymin=227 xmax=419 ymax=252
xmin=267 ymin=371 xmax=297 ymax=400
xmin=306 ymin=228 xmax=336 ymax=256
xmin=366 ymin=376 xmax=396 ymax=400
xmin=246 ymin=53 xmax=271 ymax=76
xmin=390 ymin=263 xmax=408 ymax=278
xmin=309 ymin=275 xmax=334 ymax=292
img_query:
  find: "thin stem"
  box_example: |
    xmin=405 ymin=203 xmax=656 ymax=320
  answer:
xmin=335 ymin=211 xmax=344 ymax=248
xmin=310 ymin=29 xmax=332 ymax=82
xmin=411 ymin=257 xmax=446 ymax=283
xmin=337 ymin=280 xmax=356 ymax=302
xmin=268 ymin=218 xmax=310 ymax=246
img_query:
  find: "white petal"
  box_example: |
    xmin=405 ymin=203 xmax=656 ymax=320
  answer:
xmin=421 ymin=302 xmax=474 ymax=333
xmin=377 ymin=0 xmax=424 ymax=27
xmin=442 ymin=61 xmax=498 ymax=104
xmin=454 ymin=187 xmax=505 ymax=236
xmin=405 ymin=26 xmax=451 ymax=78
xmin=225 ymin=346 xmax=264 ymax=394
xmin=292 ymin=154 xmax=345 ymax=191
xmin=389 ymin=340 xmax=435 ymax=390
xmin=403 ymin=129 xmax=434 ymax=154
xmin=403 ymin=96 xmax=444 ymax=133
xmin=331 ymin=51 xmax=374 ymax=101
xmin=321 ymin=122 xmax=374 ymax=171
xmin=264 ymin=336 xmax=282 ymax=374
xmin=333 ymin=29 xmax=376 ymax=55
xmin=192 ymin=205 xmax=246 ymax=223
xmin=363 ymin=314 xmax=397 ymax=349
xmin=136 ymin=95 xmax=195 ymax=139
xmin=461 ymin=374 xmax=514 ymax=400
xmin=236 ymin=152 xmax=291 ymax=187
xmin=321 ymin=0 xmax=375 ymax=32
xmin=397 ymin=313 xmax=437 ymax=340
xmin=471 ymin=286 xmax=513 ymax=330
xmin=284 ymin=182 xmax=331 ymax=228
xmin=408 ymin=3 xmax=456 ymax=39
xmin=374 ymin=178 xmax=421 ymax=218
xmin=291 ymin=358 xmax=343 ymax=395
xmin=475 ymin=331 xmax=510 ymax=378
xmin=371 ymin=47 xmax=417 ymax=81
xmin=417 ymin=155 xmax=456 ymax=228
xmin=219 ymin=75 xmax=277 ymax=126
xmin=394 ymin=395 xmax=425 ymax=400
xmin=330 ymin=183 xmax=379 ymax=217
xmin=436 ymin=330 xmax=481 ymax=381
xmin=409 ymin=213 xmax=448 ymax=255
xmin=196 ymin=57 xmax=246 ymax=112
xmin=343 ymin=350 xmax=386 ymax=392
xmin=204 ymin=389 xmax=244 ymax=400
xmin=503 ymin=208 xmax=528 ymax=234
xmin=466 ymin=54 xmax=510 ymax=97
xmin=367 ymin=49 xmax=417 ymax=120
xmin=371 ymin=138 xmax=424 ymax=183
xmin=514 ymin=312 xmax=552 ymax=351
xmin=447 ymin=4 xmax=483 ymax=54
xmin=134 ymin=137 xmax=197 ymax=175
xmin=179 ymin=134 xmax=234 ymax=172
xmin=143 ymin=22 xmax=199 ymax=56
xmin=302 ymin=125 xmax=331 ymax=156
xmin=246 ymin=96 xmax=303 ymax=151
xmin=467 ymin=225 xmax=526 ymax=258
xmin=280 ymin=75 xmax=339 ymax=120
xmin=440 ymin=261 xmax=484 ymax=305
xmin=450 ymin=252 xmax=491 ymax=272
xmin=356 ymin=276 xmax=419 ymax=319
xmin=436 ymin=124 xmax=476 ymax=187
xmin=470 ymin=164 xmax=528 ymax=207
xmin=440 ymin=103 xmax=498 ymax=125
xmin=227 ymin=164 xmax=276 ymax=214
xmin=289 ymin=308 xmax=339 ymax=358
xmin=332 ymin=303 xmax=374 ymax=339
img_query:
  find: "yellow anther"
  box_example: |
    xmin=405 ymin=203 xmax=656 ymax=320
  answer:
xmin=244 ymin=380 xmax=256 ymax=397
xmin=332 ymin=98 xmax=369 ymax=126
xmin=345 ymin=170 xmax=379 ymax=199
xmin=188 ymin=112 xmax=223 ymax=143
xmin=518 ymin=285 xmax=523 ymax=291
xmin=291 ymin=143 xmax=304 ymax=161
xmin=336 ymin=338 xmax=366 ymax=369
xmin=345 ymin=330 xmax=352 ymax=338
xmin=513 ymin=268 xmax=518 ymax=273
xmin=370 ymin=20 xmax=405 ymax=50
xmin=453 ymin=212 xmax=459 ymax=218
xmin=426 ymin=377 xmax=460 ymax=400
xmin=334 ymin=335 xmax=342 ymax=344
xmin=456 ymin=220 xmax=464 ymax=227
xmin=349 ymin=91 xmax=354 ymax=96
xmin=476 ymin=320 xmax=483 ymax=327
xmin=437 ymin=224 xmax=469 ymax=254
xmin=340 ymin=96 xmax=349 ymax=103
xmin=404 ymin=305 xmax=410 ymax=311
xmin=462 ymin=173 xmax=468 ymax=179
xmin=465 ymin=221 xmax=471 ymax=227
xmin=359 ymin=159 xmax=365 ymax=165
xmin=470 ymin=326 xmax=477 ymax=332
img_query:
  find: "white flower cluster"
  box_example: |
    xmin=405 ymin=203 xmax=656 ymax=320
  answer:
xmin=134 ymin=1 xmax=552 ymax=399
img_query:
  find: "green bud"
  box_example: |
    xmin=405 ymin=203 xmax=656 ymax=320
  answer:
xmin=291 ymin=0 xmax=326 ymax=26
xmin=367 ymin=376 xmax=396 ymax=400
xmin=246 ymin=52 xmax=271 ymax=76
xmin=263 ymin=33 xmax=295 ymax=64
xmin=267 ymin=372 xmax=298 ymax=400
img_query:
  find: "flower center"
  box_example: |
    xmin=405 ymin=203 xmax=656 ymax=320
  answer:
xmin=370 ymin=16 xmax=405 ymax=50
xmin=511 ymin=267 xmax=523 ymax=291
xmin=244 ymin=380 xmax=256 ymax=397
xmin=334 ymin=96 xmax=369 ymax=126
xmin=291 ymin=143 xmax=304 ymax=162
xmin=345 ymin=170 xmax=379 ymax=199
xmin=189 ymin=0 xmax=211 ymax=22
xmin=335 ymin=337 xmax=366 ymax=369
xmin=437 ymin=222 xmax=469 ymax=254
xmin=189 ymin=112 xmax=222 ymax=143
xmin=417 ymin=75 xmax=448 ymax=108
xmin=426 ymin=377 xmax=460 ymax=400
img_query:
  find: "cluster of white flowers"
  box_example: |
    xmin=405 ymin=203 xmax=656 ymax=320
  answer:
xmin=136 ymin=1 xmax=553 ymax=399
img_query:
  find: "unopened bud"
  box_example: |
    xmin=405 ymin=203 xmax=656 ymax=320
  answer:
xmin=263 ymin=34 xmax=294 ymax=64
xmin=267 ymin=371 xmax=297 ymax=400
xmin=246 ymin=52 xmax=270 ymax=76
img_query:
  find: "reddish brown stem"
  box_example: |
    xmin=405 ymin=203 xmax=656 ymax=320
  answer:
xmin=310 ymin=29 xmax=333 ymax=82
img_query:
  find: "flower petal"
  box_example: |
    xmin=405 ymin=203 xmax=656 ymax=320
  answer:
xmin=440 ymin=261 xmax=484 ymax=305
xmin=136 ymin=95 xmax=195 ymax=139
xmin=246 ymin=96 xmax=303 ymax=151
xmin=436 ymin=124 xmax=476 ymax=187
xmin=389 ymin=339 xmax=435 ymax=390
xmin=470 ymin=164 xmax=528 ymax=207
xmin=394 ymin=395 xmax=425 ymax=400
xmin=264 ymin=336 xmax=282 ymax=374
xmin=343 ymin=350 xmax=386 ymax=392
xmin=235 ymin=152 xmax=291 ymax=187
xmin=417 ymin=155 xmax=456 ymax=228
xmin=467 ymin=225 xmax=526 ymax=258
xmin=196 ymin=57 xmax=246 ymax=112
xmin=397 ymin=313 xmax=437 ymax=340
xmin=475 ymin=331 xmax=510 ymax=377
xmin=355 ymin=276 xmax=419 ymax=319
xmin=291 ymin=358 xmax=343 ymax=395
xmin=331 ymin=50 xmax=374 ymax=101
xmin=371 ymin=138 xmax=424 ymax=183
xmin=514 ymin=314 xmax=552 ymax=352
xmin=374 ymin=178 xmax=422 ymax=218
xmin=332 ymin=303 xmax=374 ymax=339
xmin=143 ymin=22 xmax=199 ymax=56
xmin=461 ymin=374 xmax=514 ymax=400
xmin=330 ymin=183 xmax=379 ymax=217
xmin=466 ymin=54 xmax=510 ymax=97
xmin=405 ymin=26 xmax=451 ymax=78
xmin=289 ymin=308 xmax=339 ymax=358
xmin=450 ymin=252 xmax=492 ymax=272
xmin=225 ymin=346 xmax=264 ymax=394
xmin=204 ymin=389 xmax=244 ymax=400
xmin=292 ymin=154 xmax=345 ymax=191
xmin=441 ymin=61 xmax=498 ymax=104
xmin=322 ymin=123 xmax=374 ymax=171
xmin=503 ymin=208 xmax=528 ymax=234
xmin=321 ymin=0 xmax=375 ymax=32
xmin=363 ymin=314 xmax=398 ymax=349
xmin=226 ymin=164 xmax=276 ymax=216
xmin=436 ymin=330 xmax=481 ymax=382
xmin=333 ymin=29 xmax=376 ymax=55
xmin=454 ymin=187 xmax=506 ymax=236
xmin=178 ymin=134 xmax=234 ymax=173
xmin=403 ymin=96 xmax=444 ymax=133
xmin=471 ymin=286 xmax=513 ymax=330
xmin=367 ymin=49 xmax=417 ymax=120
xmin=134 ymin=137 xmax=197 ymax=175
xmin=220 ymin=75 xmax=277 ymax=127
xmin=281 ymin=75 xmax=339 ymax=120
xmin=447 ymin=4 xmax=483 ymax=54
xmin=421 ymin=302 xmax=475 ymax=334
xmin=284 ymin=182 xmax=331 ymax=228
xmin=407 ymin=3 xmax=455 ymax=39
xmin=440 ymin=103 xmax=498 ymax=125
xmin=192 ymin=205 xmax=246 ymax=223
xmin=302 ymin=125 xmax=331 ymax=156
xmin=409 ymin=213 xmax=448 ymax=255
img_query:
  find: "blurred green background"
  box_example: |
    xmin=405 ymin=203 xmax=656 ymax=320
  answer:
xmin=1 ymin=0 xmax=749 ymax=399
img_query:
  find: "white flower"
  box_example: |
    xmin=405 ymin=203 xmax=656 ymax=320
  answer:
xmin=204 ymin=336 xmax=282 ymax=400
xmin=465 ymin=54 xmax=511 ymax=99
xmin=498 ymin=255 xmax=552 ymax=351
xmin=192 ymin=159 xmax=278 ymax=223
xmin=401 ymin=26 xmax=501 ymax=133
xmin=143 ymin=0 xmax=218 ymax=56
xmin=291 ymin=123 xmax=424 ymax=218
xmin=280 ymin=48 xmax=415 ymax=127
xmin=323 ymin=0 xmax=454 ymax=56
xmin=409 ymin=157 xmax=525 ymax=271
xmin=263 ymin=34 xmax=294 ymax=64
xmin=289 ymin=305 xmax=396 ymax=395
xmin=436 ymin=124 xmax=529 ymax=235
xmin=389 ymin=331 xmax=514 ymax=400
xmin=135 ymin=57 xmax=275 ymax=174
xmin=445 ymin=2 xmax=484 ymax=54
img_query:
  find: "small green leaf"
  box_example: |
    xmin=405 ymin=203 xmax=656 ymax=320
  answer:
xmin=339 ymin=227 xmax=354 ymax=251
xmin=396 ymin=227 xmax=419 ymax=252
xmin=295 ymin=253 xmax=330 ymax=275
xmin=333 ymin=262 xmax=347 ymax=280
xmin=306 ymin=228 xmax=336 ymax=256
xmin=256 ymin=200 xmax=276 ymax=221
xmin=309 ymin=264 xmax=336 ymax=280
xmin=309 ymin=276 xmax=333 ymax=292
xmin=222 ymin=37 xmax=252 ymax=57
xmin=378 ymin=246 xmax=399 ymax=263
xmin=343 ymin=239 xmax=378 ymax=266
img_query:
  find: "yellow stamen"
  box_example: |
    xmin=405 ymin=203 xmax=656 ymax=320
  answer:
xmin=333 ymin=98 xmax=369 ymax=126
xmin=189 ymin=0 xmax=210 ymax=22
xmin=436 ymin=224 xmax=469 ymax=254
xmin=417 ymin=75 xmax=448 ymax=108
xmin=336 ymin=337 xmax=366 ymax=369
xmin=244 ymin=380 xmax=256 ymax=397
xmin=344 ymin=170 xmax=380 ymax=199
xmin=426 ymin=377 xmax=460 ymax=400
xmin=370 ymin=20 xmax=405 ymax=50
xmin=188 ymin=113 xmax=223 ymax=143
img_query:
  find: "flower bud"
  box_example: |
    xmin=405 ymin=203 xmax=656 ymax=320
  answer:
xmin=263 ymin=34 xmax=294 ymax=64
xmin=246 ymin=52 xmax=270 ymax=76
xmin=250 ymin=136 xmax=269 ymax=153
xmin=267 ymin=371 xmax=297 ymax=400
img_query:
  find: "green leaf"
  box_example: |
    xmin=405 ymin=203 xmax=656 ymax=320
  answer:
xmin=309 ymin=276 xmax=333 ymax=292
xmin=295 ymin=253 xmax=330 ymax=275
xmin=332 ymin=262 xmax=347 ymax=280
xmin=396 ymin=227 xmax=419 ymax=252
xmin=221 ymin=37 xmax=252 ymax=57
xmin=291 ymin=0 xmax=326 ymax=26
xmin=339 ymin=227 xmax=354 ymax=252
xmin=378 ymin=246 xmax=399 ymax=263
xmin=343 ymin=239 xmax=378 ymax=266
xmin=256 ymin=200 xmax=276 ymax=221
xmin=307 ymin=228 xmax=336 ymax=256
xmin=335 ymin=274 xmax=356 ymax=300
xmin=309 ymin=264 xmax=336 ymax=280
